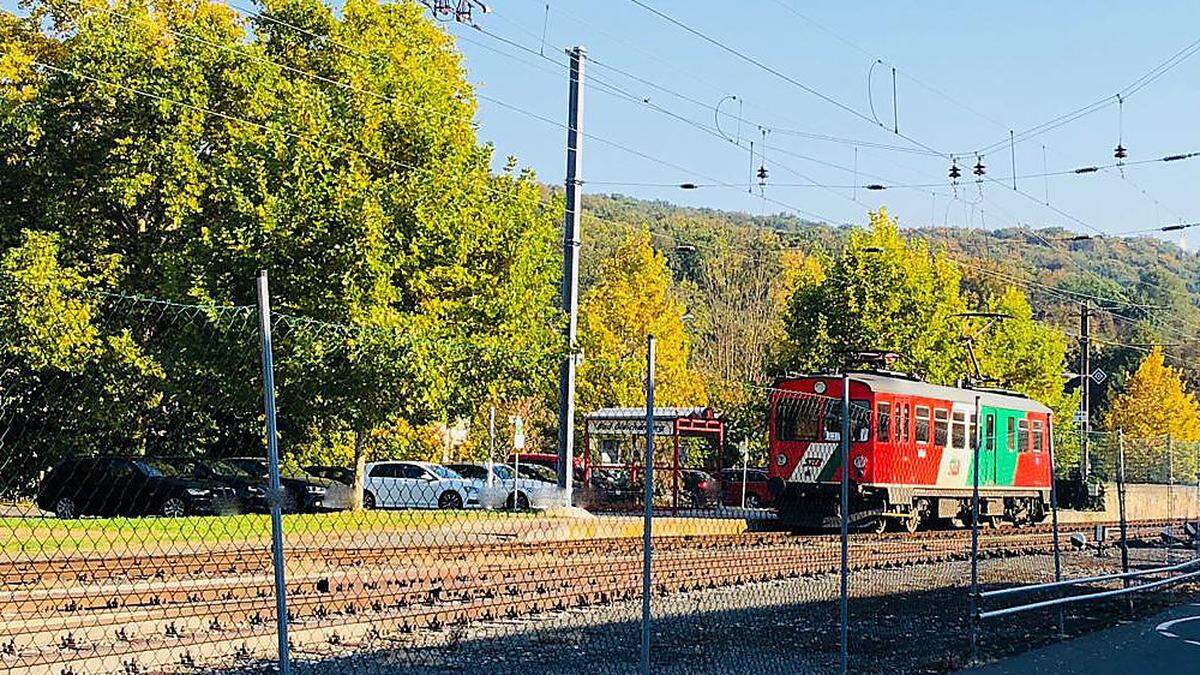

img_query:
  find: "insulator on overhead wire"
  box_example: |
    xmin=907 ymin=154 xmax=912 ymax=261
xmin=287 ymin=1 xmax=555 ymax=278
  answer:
xmin=756 ymin=164 xmax=769 ymax=185
xmin=948 ymin=160 xmax=961 ymax=181
xmin=1114 ymin=144 xmax=1128 ymax=160
xmin=973 ymin=156 xmax=986 ymax=178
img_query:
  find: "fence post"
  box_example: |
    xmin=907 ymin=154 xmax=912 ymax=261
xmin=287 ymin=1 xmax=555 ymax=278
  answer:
xmin=1047 ymin=413 xmax=1064 ymax=638
xmin=256 ymin=270 xmax=291 ymax=675
xmin=641 ymin=334 xmax=655 ymax=675
xmin=839 ymin=374 xmax=850 ymax=675
xmin=1117 ymin=430 xmax=1131 ymax=616
xmin=969 ymin=395 xmax=981 ymax=663
xmin=1167 ymin=434 xmax=1175 ymax=565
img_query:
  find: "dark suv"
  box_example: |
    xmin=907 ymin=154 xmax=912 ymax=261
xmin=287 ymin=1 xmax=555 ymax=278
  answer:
xmin=36 ymin=457 xmax=230 ymax=519
xmin=225 ymin=457 xmax=335 ymax=512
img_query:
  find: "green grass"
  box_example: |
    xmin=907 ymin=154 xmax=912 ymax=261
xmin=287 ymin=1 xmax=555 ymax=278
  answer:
xmin=0 ymin=508 xmax=538 ymax=558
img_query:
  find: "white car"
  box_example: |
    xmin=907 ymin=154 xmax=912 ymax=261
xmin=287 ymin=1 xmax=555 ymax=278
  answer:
xmin=446 ymin=462 xmax=564 ymax=510
xmin=361 ymin=461 xmax=480 ymax=510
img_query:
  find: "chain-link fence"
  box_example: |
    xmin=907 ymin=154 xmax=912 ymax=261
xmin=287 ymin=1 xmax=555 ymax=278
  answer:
xmin=4 ymin=282 xmax=1200 ymax=675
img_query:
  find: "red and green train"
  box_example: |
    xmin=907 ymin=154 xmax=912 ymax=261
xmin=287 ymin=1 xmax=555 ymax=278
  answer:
xmin=765 ymin=371 xmax=1053 ymax=532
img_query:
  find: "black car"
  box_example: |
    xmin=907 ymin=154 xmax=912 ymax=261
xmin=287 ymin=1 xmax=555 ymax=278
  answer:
xmin=160 ymin=458 xmax=270 ymax=514
xmin=36 ymin=457 xmax=232 ymax=519
xmin=225 ymin=457 xmax=335 ymax=512
xmin=304 ymin=465 xmax=354 ymax=485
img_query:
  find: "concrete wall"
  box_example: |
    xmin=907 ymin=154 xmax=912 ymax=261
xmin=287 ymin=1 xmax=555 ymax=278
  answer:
xmin=1059 ymin=482 xmax=1200 ymax=523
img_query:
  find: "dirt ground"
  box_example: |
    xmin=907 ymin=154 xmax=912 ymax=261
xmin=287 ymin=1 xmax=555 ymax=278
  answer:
xmin=208 ymin=544 xmax=1199 ymax=674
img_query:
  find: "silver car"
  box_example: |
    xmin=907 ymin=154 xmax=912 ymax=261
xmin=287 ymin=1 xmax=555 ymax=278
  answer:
xmin=446 ymin=462 xmax=563 ymax=510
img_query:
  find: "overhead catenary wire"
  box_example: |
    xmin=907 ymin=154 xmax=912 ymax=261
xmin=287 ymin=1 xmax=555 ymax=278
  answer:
xmin=625 ymin=0 xmax=950 ymax=160
xmin=968 ymin=33 xmax=1200 ymax=156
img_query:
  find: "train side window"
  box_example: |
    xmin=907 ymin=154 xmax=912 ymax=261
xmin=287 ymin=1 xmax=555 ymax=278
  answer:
xmin=934 ymin=409 xmax=949 ymax=446
xmin=775 ymin=396 xmax=819 ymax=441
xmin=851 ymin=399 xmax=870 ymax=442
xmin=970 ymin=414 xmax=978 ymax=449
xmin=985 ymin=414 xmax=996 ymax=451
xmin=951 ymin=411 xmax=967 ymax=449
xmin=915 ymin=405 xmax=931 ymax=443
xmin=1032 ymin=420 xmax=1045 ymax=453
xmin=1007 ymin=417 xmax=1016 ymax=451
xmin=877 ymin=402 xmax=891 ymax=442
xmin=904 ymin=404 xmax=911 ymax=441
xmin=1017 ymin=419 xmax=1030 ymax=452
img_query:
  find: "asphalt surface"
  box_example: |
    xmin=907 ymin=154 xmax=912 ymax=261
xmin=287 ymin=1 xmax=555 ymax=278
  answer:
xmin=964 ymin=599 xmax=1200 ymax=675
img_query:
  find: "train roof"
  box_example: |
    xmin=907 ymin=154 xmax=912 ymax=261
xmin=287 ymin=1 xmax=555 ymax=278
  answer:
xmin=780 ymin=371 xmax=1053 ymax=415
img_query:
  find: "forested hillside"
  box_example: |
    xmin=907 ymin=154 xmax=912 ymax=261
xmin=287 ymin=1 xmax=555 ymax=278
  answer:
xmin=580 ymin=192 xmax=1200 ymax=456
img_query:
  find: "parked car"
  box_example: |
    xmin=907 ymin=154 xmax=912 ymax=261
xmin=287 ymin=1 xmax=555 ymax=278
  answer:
xmin=446 ymin=462 xmax=562 ymax=510
xmin=304 ymin=465 xmax=354 ymax=485
xmin=224 ymin=457 xmax=336 ymax=512
xmin=719 ymin=468 xmax=773 ymax=509
xmin=159 ymin=457 xmax=272 ymax=514
xmin=361 ymin=461 xmax=480 ymax=510
xmin=36 ymin=457 xmax=231 ymax=519
xmin=680 ymin=469 xmax=718 ymax=508
xmin=506 ymin=452 xmax=586 ymax=483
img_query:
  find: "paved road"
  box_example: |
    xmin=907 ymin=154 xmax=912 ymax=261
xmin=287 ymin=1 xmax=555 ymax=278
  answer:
xmin=964 ymin=599 xmax=1200 ymax=675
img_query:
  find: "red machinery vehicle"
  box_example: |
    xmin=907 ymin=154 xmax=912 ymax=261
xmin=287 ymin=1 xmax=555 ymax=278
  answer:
xmin=766 ymin=371 xmax=1053 ymax=532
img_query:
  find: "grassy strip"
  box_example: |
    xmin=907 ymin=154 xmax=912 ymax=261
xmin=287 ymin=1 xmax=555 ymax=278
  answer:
xmin=0 ymin=509 xmax=537 ymax=557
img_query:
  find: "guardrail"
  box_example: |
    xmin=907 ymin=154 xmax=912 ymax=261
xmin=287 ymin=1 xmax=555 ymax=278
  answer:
xmin=979 ymin=554 xmax=1200 ymax=619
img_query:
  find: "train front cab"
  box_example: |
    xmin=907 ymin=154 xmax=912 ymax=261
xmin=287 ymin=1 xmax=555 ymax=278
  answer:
xmin=766 ymin=376 xmax=877 ymax=530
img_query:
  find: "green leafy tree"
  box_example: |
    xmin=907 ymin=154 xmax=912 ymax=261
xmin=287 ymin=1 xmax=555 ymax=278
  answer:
xmin=0 ymin=232 xmax=165 ymax=493
xmin=1 ymin=0 xmax=560 ymax=504
xmin=776 ymin=208 xmax=968 ymax=383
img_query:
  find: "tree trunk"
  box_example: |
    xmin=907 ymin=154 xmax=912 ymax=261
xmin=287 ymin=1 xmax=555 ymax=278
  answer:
xmin=350 ymin=433 xmax=367 ymax=511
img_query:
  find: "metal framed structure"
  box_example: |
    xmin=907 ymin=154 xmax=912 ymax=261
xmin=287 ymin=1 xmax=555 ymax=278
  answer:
xmin=583 ymin=406 xmax=724 ymax=513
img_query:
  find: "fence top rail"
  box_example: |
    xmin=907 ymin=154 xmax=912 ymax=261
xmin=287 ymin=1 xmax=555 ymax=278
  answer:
xmin=981 ymin=564 xmax=1200 ymax=620
xmin=981 ymin=554 xmax=1200 ymax=599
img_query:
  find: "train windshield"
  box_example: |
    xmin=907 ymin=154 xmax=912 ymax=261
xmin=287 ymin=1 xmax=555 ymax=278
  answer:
xmin=775 ymin=395 xmax=820 ymax=441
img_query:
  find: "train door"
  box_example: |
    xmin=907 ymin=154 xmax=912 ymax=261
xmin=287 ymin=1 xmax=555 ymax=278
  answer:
xmin=980 ymin=409 xmax=998 ymax=485
xmin=995 ymin=411 xmax=1021 ymax=486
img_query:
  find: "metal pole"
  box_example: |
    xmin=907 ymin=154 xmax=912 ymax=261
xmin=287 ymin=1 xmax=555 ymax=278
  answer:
xmin=1118 ymin=431 xmax=1130 ymax=579
xmin=970 ymin=395 xmax=981 ymax=663
xmin=487 ymin=406 xmax=495 ymax=489
xmin=740 ymin=440 xmax=749 ymax=510
xmin=1080 ymin=301 xmax=1091 ymax=481
xmin=839 ymin=374 xmax=850 ymax=675
xmin=641 ymin=335 xmax=655 ymax=675
xmin=555 ymin=45 xmax=586 ymax=504
xmin=1047 ymin=415 xmax=1065 ymax=637
xmin=1167 ymin=434 xmax=1175 ymax=565
xmin=256 ymin=271 xmax=291 ymax=675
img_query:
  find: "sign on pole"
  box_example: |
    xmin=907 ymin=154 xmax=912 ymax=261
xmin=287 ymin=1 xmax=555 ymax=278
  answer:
xmin=512 ymin=416 xmax=525 ymax=450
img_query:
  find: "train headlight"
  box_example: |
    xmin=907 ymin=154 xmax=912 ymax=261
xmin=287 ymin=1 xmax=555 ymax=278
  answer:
xmin=852 ymin=456 xmax=867 ymax=470
xmin=775 ymin=453 xmax=787 ymax=467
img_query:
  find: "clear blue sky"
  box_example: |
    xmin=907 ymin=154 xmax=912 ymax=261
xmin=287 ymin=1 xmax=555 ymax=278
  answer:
xmin=7 ymin=0 xmax=1198 ymax=239
xmin=442 ymin=0 xmax=1200 ymax=240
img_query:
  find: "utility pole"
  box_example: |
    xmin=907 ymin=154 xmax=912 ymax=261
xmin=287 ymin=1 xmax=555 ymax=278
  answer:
xmin=556 ymin=46 xmax=586 ymax=502
xmin=1079 ymin=300 xmax=1091 ymax=481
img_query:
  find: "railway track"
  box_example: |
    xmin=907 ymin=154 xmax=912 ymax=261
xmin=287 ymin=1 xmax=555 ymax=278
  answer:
xmin=0 ymin=519 xmax=1181 ymax=674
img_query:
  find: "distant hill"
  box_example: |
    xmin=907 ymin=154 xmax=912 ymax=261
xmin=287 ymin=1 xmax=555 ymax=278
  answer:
xmin=580 ymin=192 xmax=1200 ymax=396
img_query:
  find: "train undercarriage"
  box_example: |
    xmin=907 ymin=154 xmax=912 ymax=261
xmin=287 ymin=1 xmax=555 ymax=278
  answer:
xmin=772 ymin=482 xmax=1050 ymax=533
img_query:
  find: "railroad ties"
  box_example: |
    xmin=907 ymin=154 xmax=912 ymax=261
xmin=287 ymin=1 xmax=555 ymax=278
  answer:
xmin=0 ymin=521 xmax=1178 ymax=674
